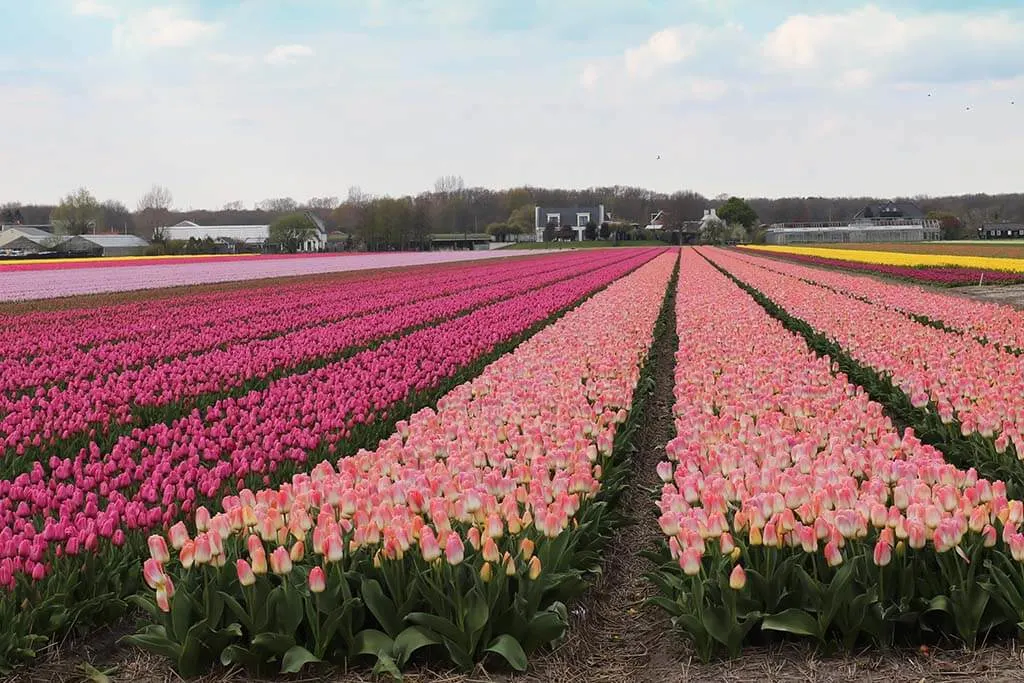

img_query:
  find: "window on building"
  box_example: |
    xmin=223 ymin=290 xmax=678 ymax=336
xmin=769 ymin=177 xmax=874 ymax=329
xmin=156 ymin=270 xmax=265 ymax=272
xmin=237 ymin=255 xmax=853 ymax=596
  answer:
xmin=577 ymin=213 xmax=591 ymax=227
xmin=546 ymin=213 xmax=561 ymax=227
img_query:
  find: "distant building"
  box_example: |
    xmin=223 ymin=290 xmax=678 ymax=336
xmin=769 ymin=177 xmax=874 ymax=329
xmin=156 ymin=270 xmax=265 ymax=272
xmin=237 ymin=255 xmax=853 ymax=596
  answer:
xmin=764 ymin=201 xmax=941 ymax=245
xmin=161 ymin=212 xmax=327 ymax=252
xmin=62 ymin=234 xmax=150 ymax=257
xmin=0 ymin=226 xmax=65 ymax=254
xmin=534 ymin=205 xmax=606 ymax=242
xmin=429 ymin=233 xmax=493 ymax=251
xmin=979 ymin=222 xmax=1024 ymax=239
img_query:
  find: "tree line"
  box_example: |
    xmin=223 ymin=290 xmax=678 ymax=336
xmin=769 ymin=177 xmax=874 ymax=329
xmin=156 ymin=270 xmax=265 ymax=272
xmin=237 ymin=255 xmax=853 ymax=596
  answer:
xmin=4 ymin=181 xmax=1023 ymax=249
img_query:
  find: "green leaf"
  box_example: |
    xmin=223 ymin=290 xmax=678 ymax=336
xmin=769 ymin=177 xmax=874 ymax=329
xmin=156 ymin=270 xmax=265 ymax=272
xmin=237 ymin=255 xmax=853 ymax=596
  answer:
xmin=353 ymin=629 xmax=395 ymax=658
xmin=761 ymin=608 xmax=820 ymax=638
xmin=406 ymin=612 xmax=463 ymax=645
xmin=485 ymin=634 xmax=528 ymax=672
xmin=252 ymin=631 xmax=296 ymax=656
xmin=362 ymin=579 xmax=401 ymax=638
xmin=126 ymin=594 xmax=160 ymax=619
xmin=701 ymin=605 xmax=735 ymax=649
xmin=171 ymin=588 xmax=193 ymax=644
xmin=121 ymin=626 xmax=183 ymax=661
xmin=525 ymin=610 xmax=567 ymax=649
xmin=219 ymin=591 xmax=255 ymax=634
xmin=393 ymin=626 xmax=442 ymax=666
xmin=281 ymin=645 xmax=322 ymax=673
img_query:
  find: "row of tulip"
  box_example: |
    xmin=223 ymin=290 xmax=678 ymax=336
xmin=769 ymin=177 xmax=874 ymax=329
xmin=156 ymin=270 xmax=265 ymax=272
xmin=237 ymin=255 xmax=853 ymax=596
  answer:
xmin=650 ymin=249 xmax=1024 ymax=660
xmin=0 ymin=249 xmax=558 ymax=302
xmin=702 ymin=248 xmax=1024 ymax=490
xmin=740 ymin=245 xmax=1024 ymax=280
xmin=0 ymin=252 xmax=599 ymax=395
xmin=122 ymin=251 xmax=678 ymax=676
xmin=736 ymin=248 xmax=1024 ymax=286
xmin=728 ymin=249 xmax=1024 ymax=353
xmin=0 ymin=249 xmax=661 ymax=587
xmin=0 ymin=252 xmax=633 ymax=469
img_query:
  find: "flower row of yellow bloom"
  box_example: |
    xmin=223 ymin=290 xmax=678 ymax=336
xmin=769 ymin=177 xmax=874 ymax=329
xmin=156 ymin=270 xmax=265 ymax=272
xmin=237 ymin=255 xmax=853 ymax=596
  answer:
xmin=742 ymin=245 xmax=1024 ymax=274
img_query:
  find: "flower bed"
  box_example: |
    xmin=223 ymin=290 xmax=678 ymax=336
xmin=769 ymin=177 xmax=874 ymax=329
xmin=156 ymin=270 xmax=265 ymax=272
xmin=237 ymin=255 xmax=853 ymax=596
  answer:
xmin=0 ymin=252 xmax=603 ymax=395
xmin=650 ymin=249 xmax=1024 ymax=659
xmin=124 ymin=252 xmax=677 ymax=676
xmin=0 ymin=249 xmax=664 ymax=672
xmin=739 ymin=245 xmax=1024 ymax=283
xmin=729 ymin=249 xmax=1024 ymax=352
xmin=703 ymin=248 xmax=1024 ymax=491
xmin=0 ymin=252 xmax=630 ymax=466
xmin=0 ymin=249 xmax=563 ymax=302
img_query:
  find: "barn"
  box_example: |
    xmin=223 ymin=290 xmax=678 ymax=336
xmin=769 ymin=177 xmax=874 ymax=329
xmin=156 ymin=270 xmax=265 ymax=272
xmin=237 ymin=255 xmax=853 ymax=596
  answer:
xmin=61 ymin=234 xmax=150 ymax=257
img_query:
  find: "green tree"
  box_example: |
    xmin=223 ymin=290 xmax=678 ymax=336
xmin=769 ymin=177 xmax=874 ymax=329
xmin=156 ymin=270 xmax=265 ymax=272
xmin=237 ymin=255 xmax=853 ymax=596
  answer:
xmin=269 ymin=213 xmax=318 ymax=253
xmin=927 ymin=210 xmax=967 ymax=239
xmin=716 ymin=196 xmax=759 ymax=229
xmin=507 ymin=205 xmax=534 ymax=235
xmin=51 ymin=187 xmax=101 ymax=235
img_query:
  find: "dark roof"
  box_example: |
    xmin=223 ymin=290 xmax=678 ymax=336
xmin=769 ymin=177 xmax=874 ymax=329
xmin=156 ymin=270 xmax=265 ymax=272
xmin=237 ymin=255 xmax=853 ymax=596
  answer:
xmin=981 ymin=222 xmax=1024 ymax=229
xmin=853 ymin=202 xmax=925 ymax=220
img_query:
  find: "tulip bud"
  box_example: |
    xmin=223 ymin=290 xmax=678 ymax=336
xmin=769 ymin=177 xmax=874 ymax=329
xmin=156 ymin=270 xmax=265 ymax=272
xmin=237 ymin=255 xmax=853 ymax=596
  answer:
xmin=194 ymin=534 xmax=212 ymax=565
xmin=168 ymin=522 xmax=189 ymax=551
xmin=237 ymin=559 xmax=256 ymax=587
xmin=251 ymin=547 xmax=268 ymax=575
xmin=528 ymin=555 xmax=542 ymax=580
xmin=270 ymin=546 xmax=293 ymax=575
xmin=445 ymin=533 xmax=465 ymax=566
xmin=729 ymin=546 xmax=742 ymax=563
xmin=290 ymin=541 xmax=305 ymax=563
xmin=503 ymin=552 xmax=516 ymax=576
xmin=825 ymin=540 xmax=843 ymax=567
xmin=143 ymin=557 xmax=166 ymax=590
xmin=679 ymin=548 xmax=702 ymax=576
xmin=873 ymin=540 xmax=892 ymax=567
xmin=480 ymin=562 xmax=493 ymax=583
xmin=179 ymin=540 xmax=196 ymax=569
xmin=729 ymin=564 xmax=746 ymax=590
xmin=309 ymin=566 xmax=326 ymax=593
xmin=147 ymin=535 xmax=170 ymax=564
xmin=195 ymin=506 xmax=211 ymax=533
xmin=520 ymin=538 xmax=535 ymax=560
xmin=719 ymin=532 xmax=735 ymax=555
xmin=482 ymin=537 xmax=500 ymax=564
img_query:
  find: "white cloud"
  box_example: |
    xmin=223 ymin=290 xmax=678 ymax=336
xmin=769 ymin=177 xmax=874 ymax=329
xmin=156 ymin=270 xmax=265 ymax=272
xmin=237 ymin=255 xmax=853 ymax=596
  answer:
xmin=264 ymin=44 xmax=314 ymax=66
xmin=625 ymin=26 xmax=704 ymax=77
xmin=686 ymin=79 xmax=729 ymax=101
xmin=208 ymin=53 xmax=256 ymax=68
xmin=112 ymin=7 xmax=219 ymax=50
xmin=72 ymin=0 xmax=118 ymax=19
xmin=580 ymin=64 xmax=600 ymax=89
xmin=762 ymin=5 xmax=1024 ymax=85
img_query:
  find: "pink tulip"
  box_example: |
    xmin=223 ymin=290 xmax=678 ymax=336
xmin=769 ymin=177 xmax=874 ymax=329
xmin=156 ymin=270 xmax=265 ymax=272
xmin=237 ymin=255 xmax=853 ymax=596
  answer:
xmin=269 ymin=546 xmax=292 ymax=575
xmin=308 ymin=566 xmax=326 ymax=593
xmin=143 ymin=557 xmax=165 ymax=590
xmin=445 ymin=533 xmax=465 ymax=566
xmin=147 ymin=535 xmax=170 ymax=564
xmin=873 ymin=540 xmax=893 ymax=567
xmin=236 ymin=559 xmax=256 ymax=587
xmin=729 ymin=565 xmax=746 ymax=590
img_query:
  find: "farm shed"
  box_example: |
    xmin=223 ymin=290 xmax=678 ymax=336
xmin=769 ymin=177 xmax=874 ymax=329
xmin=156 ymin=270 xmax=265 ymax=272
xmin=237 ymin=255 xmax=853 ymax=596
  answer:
xmin=162 ymin=214 xmax=327 ymax=252
xmin=61 ymin=234 xmax=150 ymax=257
xmin=428 ymin=233 xmax=493 ymax=251
xmin=0 ymin=227 xmax=65 ymax=253
xmin=765 ymin=202 xmax=941 ymax=245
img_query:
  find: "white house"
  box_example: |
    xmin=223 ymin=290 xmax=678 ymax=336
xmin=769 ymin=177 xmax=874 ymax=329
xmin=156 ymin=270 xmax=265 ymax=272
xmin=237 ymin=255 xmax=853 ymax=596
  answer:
xmin=700 ymin=209 xmax=724 ymax=232
xmin=161 ymin=213 xmax=327 ymax=252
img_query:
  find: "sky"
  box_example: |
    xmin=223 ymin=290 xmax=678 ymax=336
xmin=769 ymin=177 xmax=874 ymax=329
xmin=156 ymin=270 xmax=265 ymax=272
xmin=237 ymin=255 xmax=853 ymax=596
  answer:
xmin=0 ymin=1 xmax=1022 ymax=210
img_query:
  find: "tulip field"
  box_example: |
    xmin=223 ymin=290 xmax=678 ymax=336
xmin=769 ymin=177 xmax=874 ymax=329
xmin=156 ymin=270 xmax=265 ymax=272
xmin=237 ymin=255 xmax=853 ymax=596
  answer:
xmin=10 ymin=244 xmax=1024 ymax=679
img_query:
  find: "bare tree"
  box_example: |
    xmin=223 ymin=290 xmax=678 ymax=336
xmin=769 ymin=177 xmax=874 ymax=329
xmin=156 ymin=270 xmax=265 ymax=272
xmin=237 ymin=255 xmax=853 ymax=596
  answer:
xmin=222 ymin=200 xmax=246 ymax=211
xmin=346 ymin=186 xmax=370 ymax=205
xmin=434 ymin=175 xmax=465 ymax=197
xmin=257 ymin=197 xmax=299 ymax=212
xmin=305 ymin=196 xmax=340 ymax=210
xmin=137 ymin=184 xmax=174 ymax=212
